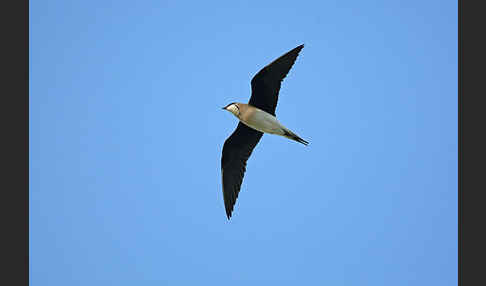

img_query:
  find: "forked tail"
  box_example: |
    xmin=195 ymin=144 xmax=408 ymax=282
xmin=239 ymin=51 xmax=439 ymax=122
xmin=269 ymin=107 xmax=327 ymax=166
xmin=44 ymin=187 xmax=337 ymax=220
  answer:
xmin=282 ymin=129 xmax=309 ymax=146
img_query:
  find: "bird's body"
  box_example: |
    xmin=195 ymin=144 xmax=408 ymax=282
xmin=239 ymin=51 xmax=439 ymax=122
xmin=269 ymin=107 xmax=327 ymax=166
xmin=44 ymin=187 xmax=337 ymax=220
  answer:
xmin=221 ymin=44 xmax=307 ymax=219
xmin=225 ymin=102 xmax=308 ymax=144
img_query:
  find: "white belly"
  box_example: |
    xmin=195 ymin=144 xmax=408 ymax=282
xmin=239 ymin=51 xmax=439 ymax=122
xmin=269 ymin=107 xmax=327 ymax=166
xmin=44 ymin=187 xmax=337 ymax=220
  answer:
xmin=241 ymin=109 xmax=285 ymax=135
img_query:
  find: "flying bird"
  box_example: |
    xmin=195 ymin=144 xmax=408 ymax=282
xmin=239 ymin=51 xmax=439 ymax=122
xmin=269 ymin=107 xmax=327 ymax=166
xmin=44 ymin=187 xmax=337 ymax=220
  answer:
xmin=221 ymin=44 xmax=307 ymax=219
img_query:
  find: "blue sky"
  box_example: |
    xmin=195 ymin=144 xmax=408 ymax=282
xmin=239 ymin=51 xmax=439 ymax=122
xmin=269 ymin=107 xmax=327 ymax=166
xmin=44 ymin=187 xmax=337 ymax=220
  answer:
xmin=30 ymin=0 xmax=457 ymax=285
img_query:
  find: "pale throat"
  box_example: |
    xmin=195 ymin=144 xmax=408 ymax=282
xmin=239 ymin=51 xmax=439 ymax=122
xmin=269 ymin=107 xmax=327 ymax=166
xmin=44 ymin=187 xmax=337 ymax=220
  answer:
xmin=229 ymin=105 xmax=240 ymax=117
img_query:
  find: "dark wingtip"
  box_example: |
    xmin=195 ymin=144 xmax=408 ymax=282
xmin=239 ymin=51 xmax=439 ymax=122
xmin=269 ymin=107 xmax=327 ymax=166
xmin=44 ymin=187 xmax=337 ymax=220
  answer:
xmin=225 ymin=206 xmax=233 ymax=220
xmin=288 ymin=44 xmax=304 ymax=55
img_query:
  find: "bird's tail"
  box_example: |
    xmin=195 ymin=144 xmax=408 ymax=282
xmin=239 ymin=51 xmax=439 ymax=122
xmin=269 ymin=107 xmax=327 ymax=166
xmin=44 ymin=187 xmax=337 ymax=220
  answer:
xmin=282 ymin=129 xmax=309 ymax=146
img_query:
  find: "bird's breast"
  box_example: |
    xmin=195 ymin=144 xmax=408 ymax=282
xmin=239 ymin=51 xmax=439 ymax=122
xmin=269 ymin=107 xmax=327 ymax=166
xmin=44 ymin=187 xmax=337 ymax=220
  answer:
xmin=240 ymin=109 xmax=283 ymax=135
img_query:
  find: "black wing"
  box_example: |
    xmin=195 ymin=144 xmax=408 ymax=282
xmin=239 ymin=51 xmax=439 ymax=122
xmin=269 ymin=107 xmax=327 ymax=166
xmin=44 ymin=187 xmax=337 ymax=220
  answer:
xmin=221 ymin=122 xmax=263 ymax=219
xmin=249 ymin=44 xmax=304 ymax=116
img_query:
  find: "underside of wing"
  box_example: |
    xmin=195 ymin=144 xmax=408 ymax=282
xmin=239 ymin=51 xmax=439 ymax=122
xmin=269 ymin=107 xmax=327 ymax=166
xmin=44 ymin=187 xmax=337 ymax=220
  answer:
xmin=249 ymin=44 xmax=304 ymax=115
xmin=221 ymin=122 xmax=263 ymax=219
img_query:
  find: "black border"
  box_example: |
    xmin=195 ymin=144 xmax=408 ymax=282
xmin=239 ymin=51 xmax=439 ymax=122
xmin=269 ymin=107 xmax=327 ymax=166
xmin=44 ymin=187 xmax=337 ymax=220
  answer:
xmin=459 ymin=0 xmax=486 ymax=285
xmin=4 ymin=0 xmax=28 ymax=284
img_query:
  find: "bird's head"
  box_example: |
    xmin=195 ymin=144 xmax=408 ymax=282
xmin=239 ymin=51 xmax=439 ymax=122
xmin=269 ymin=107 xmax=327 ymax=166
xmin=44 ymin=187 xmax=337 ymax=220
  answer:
xmin=222 ymin=102 xmax=240 ymax=117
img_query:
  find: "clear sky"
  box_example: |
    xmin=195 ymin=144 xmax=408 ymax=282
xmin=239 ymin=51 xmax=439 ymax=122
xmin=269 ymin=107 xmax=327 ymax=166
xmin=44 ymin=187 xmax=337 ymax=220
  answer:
xmin=30 ymin=1 xmax=457 ymax=285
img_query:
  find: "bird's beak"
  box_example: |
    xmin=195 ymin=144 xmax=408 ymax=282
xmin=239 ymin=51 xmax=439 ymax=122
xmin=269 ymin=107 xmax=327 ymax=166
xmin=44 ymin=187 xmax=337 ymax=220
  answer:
xmin=222 ymin=107 xmax=226 ymax=110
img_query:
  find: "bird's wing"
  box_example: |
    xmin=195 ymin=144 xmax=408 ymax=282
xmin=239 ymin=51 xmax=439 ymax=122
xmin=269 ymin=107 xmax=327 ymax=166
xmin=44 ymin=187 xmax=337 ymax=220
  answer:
xmin=221 ymin=122 xmax=263 ymax=219
xmin=249 ymin=44 xmax=304 ymax=116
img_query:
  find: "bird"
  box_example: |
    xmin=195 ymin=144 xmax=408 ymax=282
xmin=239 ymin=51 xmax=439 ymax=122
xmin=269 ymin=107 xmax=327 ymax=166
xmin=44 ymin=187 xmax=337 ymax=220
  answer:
xmin=221 ymin=44 xmax=307 ymax=219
